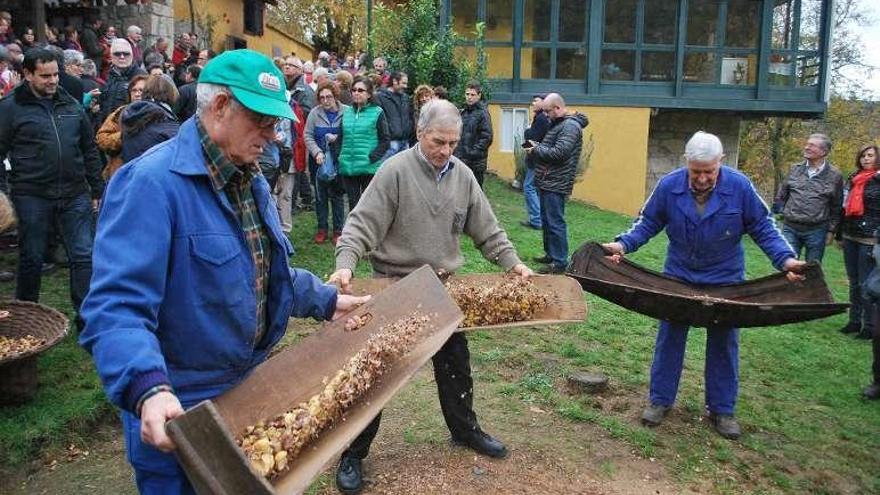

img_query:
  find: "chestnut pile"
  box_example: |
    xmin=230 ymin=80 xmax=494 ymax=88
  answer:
xmin=446 ymin=278 xmax=548 ymax=327
xmin=0 ymin=334 xmax=45 ymax=360
xmin=237 ymin=312 xmax=431 ymax=479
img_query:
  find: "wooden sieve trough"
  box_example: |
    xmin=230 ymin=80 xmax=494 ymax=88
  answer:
xmin=166 ymin=266 xmax=463 ymax=494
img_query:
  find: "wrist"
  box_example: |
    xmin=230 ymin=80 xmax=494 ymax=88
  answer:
xmin=136 ymin=384 xmax=175 ymax=418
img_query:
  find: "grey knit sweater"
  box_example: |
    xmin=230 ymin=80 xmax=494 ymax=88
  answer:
xmin=335 ymin=146 xmax=522 ymax=276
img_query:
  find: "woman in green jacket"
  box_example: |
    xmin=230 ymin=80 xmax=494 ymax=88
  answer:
xmin=335 ymin=75 xmax=390 ymax=209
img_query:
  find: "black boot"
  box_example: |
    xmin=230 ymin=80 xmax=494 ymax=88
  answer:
xmin=856 ymin=329 xmax=873 ymax=340
xmin=335 ymin=455 xmax=363 ymax=494
xmin=452 ymin=430 xmax=508 ymax=458
xmin=840 ymin=322 xmax=861 ymax=334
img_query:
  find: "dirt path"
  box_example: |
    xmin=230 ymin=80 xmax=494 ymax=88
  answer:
xmin=1 ymin=367 xmax=696 ymax=495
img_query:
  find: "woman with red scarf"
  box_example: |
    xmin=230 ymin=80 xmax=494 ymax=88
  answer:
xmin=839 ymin=144 xmax=880 ymax=340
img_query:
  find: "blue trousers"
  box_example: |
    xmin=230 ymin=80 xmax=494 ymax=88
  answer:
xmin=13 ymin=193 xmax=94 ymax=331
xmin=523 ymin=168 xmax=541 ymax=228
xmin=649 ymin=321 xmax=739 ymax=415
xmin=843 ymin=239 xmax=876 ymax=332
xmin=782 ymin=224 xmax=827 ymax=263
xmin=122 ymin=412 xmax=195 ymax=495
xmin=539 ymin=190 xmax=568 ymax=267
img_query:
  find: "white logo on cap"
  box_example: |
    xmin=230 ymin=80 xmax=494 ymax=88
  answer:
xmin=259 ymin=72 xmax=281 ymax=92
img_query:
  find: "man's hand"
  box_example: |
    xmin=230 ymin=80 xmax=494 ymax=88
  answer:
xmin=91 ymin=199 xmax=100 ymax=213
xmin=601 ymin=242 xmax=625 ymax=264
xmin=328 ymin=268 xmax=353 ymax=294
xmin=315 ymin=152 xmax=325 ymax=165
xmin=782 ymin=257 xmax=807 ymax=282
xmin=140 ymin=391 xmax=184 ymax=453
xmin=332 ymin=294 xmax=371 ymax=320
xmin=509 ymin=263 xmax=533 ymax=280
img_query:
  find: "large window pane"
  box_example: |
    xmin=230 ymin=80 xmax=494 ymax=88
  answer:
xmin=604 ymin=0 xmax=637 ymax=43
xmin=726 ymin=0 xmax=760 ymax=48
xmin=557 ymin=48 xmax=587 ymax=79
xmin=644 ymin=1 xmax=677 ymax=44
xmin=641 ymin=52 xmax=675 ymax=81
xmin=524 ymin=0 xmax=551 ymax=41
xmin=797 ymin=54 xmax=820 ymax=86
xmin=451 ymin=0 xmax=478 ymax=39
xmin=601 ymin=50 xmax=635 ymax=81
xmin=485 ymin=47 xmax=514 ymax=78
xmin=799 ymin=0 xmax=822 ymax=50
xmin=772 ymin=0 xmax=794 ymax=49
xmin=486 ymin=0 xmax=514 ymax=41
xmin=684 ymin=52 xmax=716 ymax=82
xmin=559 ymin=0 xmax=588 ymax=42
xmin=524 ymin=47 xmax=551 ymax=78
xmin=687 ymin=0 xmax=719 ymax=46
xmin=720 ymin=55 xmax=750 ymax=85
xmin=768 ymin=52 xmax=794 ymax=86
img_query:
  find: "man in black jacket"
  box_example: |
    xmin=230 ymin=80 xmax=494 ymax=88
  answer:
xmin=174 ymin=64 xmax=200 ymax=122
xmin=98 ymin=38 xmax=146 ymax=126
xmin=454 ymin=81 xmax=493 ymax=187
xmin=376 ymin=71 xmax=412 ymax=160
xmin=526 ymin=93 xmax=588 ymax=274
xmin=0 ymin=48 xmax=104 ymax=330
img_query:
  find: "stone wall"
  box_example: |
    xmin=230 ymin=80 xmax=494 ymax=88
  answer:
xmin=645 ymin=109 xmax=743 ymax=197
xmin=100 ymin=0 xmax=175 ymax=47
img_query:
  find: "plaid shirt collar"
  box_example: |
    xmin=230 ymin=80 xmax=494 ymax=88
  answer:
xmin=196 ymin=117 xmax=261 ymax=189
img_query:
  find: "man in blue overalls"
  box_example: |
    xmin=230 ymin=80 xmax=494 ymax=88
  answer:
xmin=603 ymin=131 xmax=806 ymax=439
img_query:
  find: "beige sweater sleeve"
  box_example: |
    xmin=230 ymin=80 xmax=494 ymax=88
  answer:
xmin=463 ymin=176 xmax=523 ymax=271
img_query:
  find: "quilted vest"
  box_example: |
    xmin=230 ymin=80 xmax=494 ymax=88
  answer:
xmin=338 ymin=104 xmax=383 ymax=176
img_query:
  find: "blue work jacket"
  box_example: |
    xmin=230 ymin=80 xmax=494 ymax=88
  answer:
xmin=616 ymin=166 xmax=795 ymax=285
xmin=80 ymin=118 xmax=338 ymax=412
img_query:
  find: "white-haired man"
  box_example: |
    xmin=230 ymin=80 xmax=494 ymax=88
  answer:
xmin=126 ymin=25 xmax=143 ymax=67
xmin=97 ymin=38 xmax=146 ymax=125
xmin=328 ymin=99 xmax=533 ymax=494
xmin=79 ymin=49 xmax=369 ymax=495
xmin=602 ymin=131 xmax=806 ymax=440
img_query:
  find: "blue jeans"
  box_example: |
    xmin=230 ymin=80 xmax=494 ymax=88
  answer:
xmin=523 ymin=168 xmax=541 ymax=227
xmin=315 ymin=177 xmax=345 ymax=232
xmin=13 ymin=194 xmax=93 ymax=330
xmin=649 ymin=321 xmax=739 ymax=415
xmin=122 ymin=412 xmax=195 ymax=495
xmin=539 ymin=190 xmax=568 ymax=267
xmin=843 ymin=239 xmax=876 ymax=332
xmin=782 ymin=224 xmax=828 ymax=262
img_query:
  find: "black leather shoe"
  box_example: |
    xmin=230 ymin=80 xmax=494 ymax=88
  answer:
xmin=452 ymin=430 xmax=508 ymax=459
xmin=335 ymin=455 xmax=363 ymax=495
xmin=840 ymin=322 xmax=861 ymax=334
xmin=532 ymin=255 xmax=552 ymax=264
xmin=537 ymin=263 xmax=566 ymax=274
xmin=863 ymin=383 xmax=880 ymax=400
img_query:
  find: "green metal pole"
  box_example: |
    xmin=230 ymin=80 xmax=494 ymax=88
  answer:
xmin=366 ymin=0 xmax=373 ymax=58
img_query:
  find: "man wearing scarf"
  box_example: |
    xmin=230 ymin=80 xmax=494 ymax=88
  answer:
xmin=774 ymin=133 xmax=843 ymax=263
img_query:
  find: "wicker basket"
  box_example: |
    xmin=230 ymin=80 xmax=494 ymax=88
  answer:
xmin=0 ymin=300 xmax=69 ymax=405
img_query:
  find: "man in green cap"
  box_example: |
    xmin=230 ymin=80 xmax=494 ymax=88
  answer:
xmin=79 ymin=49 xmax=370 ymax=495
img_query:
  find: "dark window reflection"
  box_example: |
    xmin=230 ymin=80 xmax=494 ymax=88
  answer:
xmin=452 ymin=0 xmax=478 ymax=38
xmin=557 ymin=48 xmax=587 ymax=79
xmin=684 ymin=52 xmax=716 ymax=82
xmin=641 ymin=51 xmax=675 ymax=81
xmin=601 ymin=50 xmax=635 ymax=81
xmin=528 ymin=47 xmax=552 ymax=78
xmin=524 ymin=0 xmax=552 ymax=41
xmin=604 ymin=0 xmax=637 ymax=43
xmin=486 ymin=0 xmax=515 ymax=41
xmin=687 ymin=0 xmax=719 ymax=46
xmin=559 ymin=0 xmax=588 ymax=42
xmin=726 ymin=0 xmax=760 ymax=48
xmin=644 ymin=2 xmax=678 ymax=44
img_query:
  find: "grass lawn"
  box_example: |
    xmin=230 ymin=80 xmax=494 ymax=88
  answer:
xmin=1 ymin=175 xmax=878 ymax=494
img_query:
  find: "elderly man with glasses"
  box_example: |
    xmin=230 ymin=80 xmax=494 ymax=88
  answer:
xmin=80 ymin=49 xmax=370 ymax=495
xmin=97 ymin=38 xmax=146 ymax=126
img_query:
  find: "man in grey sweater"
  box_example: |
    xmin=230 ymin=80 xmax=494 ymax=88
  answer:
xmin=329 ymin=99 xmax=532 ymax=495
xmin=774 ymin=133 xmax=843 ymax=263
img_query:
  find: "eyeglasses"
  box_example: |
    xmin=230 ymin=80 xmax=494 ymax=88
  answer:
xmin=318 ymin=94 xmax=335 ymax=100
xmin=229 ymin=93 xmax=279 ymax=130
xmin=112 ymin=51 xmax=132 ymax=58
xmin=351 ymin=87 xmax=368 ymax=93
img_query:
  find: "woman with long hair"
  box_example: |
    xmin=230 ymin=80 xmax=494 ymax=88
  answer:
xmin=120 ymin=75 xmax=180 ymax=163
xmin=304 ymin=82 xmax=348 ymax=245
xmin=96 ymin=74 xmax=148 ymax=180
xmin=839 ymin=144 xmax=880 ymax=340
xmin=334 ymin=75 xmax=390 ymax=209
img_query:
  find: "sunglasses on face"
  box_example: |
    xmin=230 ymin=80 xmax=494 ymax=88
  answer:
xmin=113 ymin=51 xmax=132 ymax=57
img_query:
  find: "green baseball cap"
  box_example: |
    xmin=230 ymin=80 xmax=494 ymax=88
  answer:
xmin=198 ymin=49 xmax=295 ymax=121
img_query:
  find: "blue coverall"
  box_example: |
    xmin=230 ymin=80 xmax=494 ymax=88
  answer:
xmin=616 ymin=166 xmax=795 ymax=415
xmin=80 ymin=119 xmax=339 ymax=494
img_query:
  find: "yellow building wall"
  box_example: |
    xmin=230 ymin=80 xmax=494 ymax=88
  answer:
xmin=174 ymin=0 xmax=312 ymax=58
xmin=487 ymin=104 xmax=651 ymax=216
